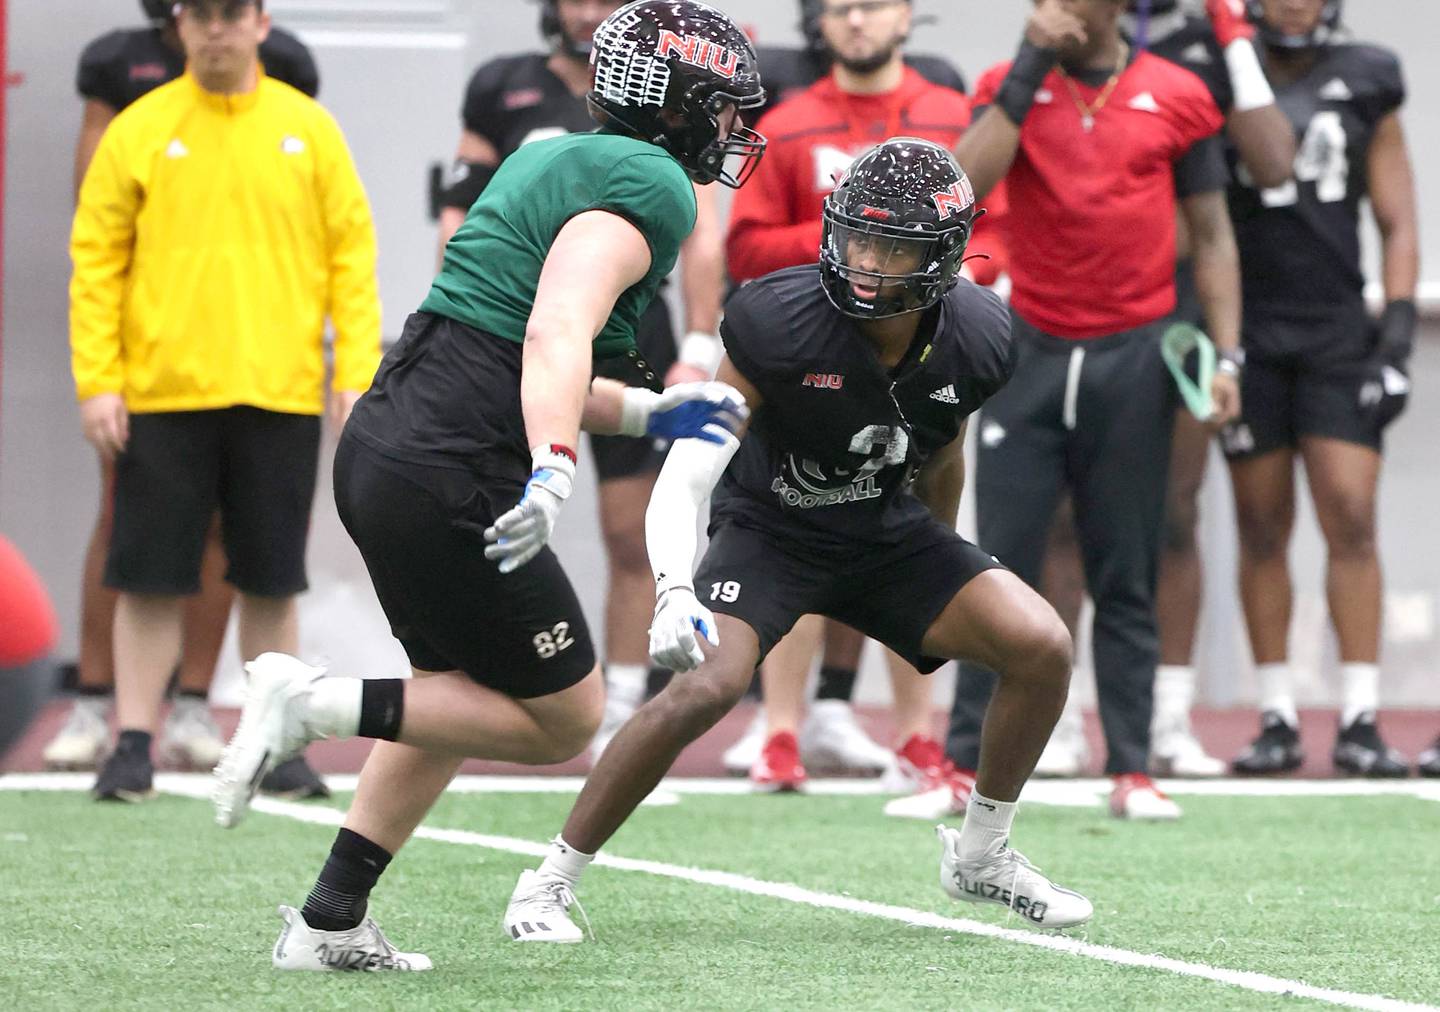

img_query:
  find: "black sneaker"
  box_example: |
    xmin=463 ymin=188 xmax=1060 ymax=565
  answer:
xmin=1232 ymin=711 xmax=1303 ymax=775
xmin=1417 ymin=735 xmax=1440 ymax=778
xmin=93 ymin=746 xmax=155 ymax=802
xmin=259 ymin=754 xmax=330 ymax=800
xmin=1332 ymin=715 xmax=1409 ymax=777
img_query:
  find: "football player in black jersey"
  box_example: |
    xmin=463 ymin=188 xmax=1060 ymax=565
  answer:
xmin=505 ymin=140 xmax=1093 ymax=941
xmin=1222 ymin=0 xmax=1419 ymax=777
xmin=436 ymin=0 xmax=731 ymax=761
xmin=45 ymin=0 xmax=325 ymax=795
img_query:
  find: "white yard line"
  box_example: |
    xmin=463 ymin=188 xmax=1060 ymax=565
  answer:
xmin=3 ymin=772 xmax=1437 ymax=806
xmin=199 ymin=784 xmax=1440 ymax=1012
xmin=4 ymin=775 xmax=1424 ymax=1012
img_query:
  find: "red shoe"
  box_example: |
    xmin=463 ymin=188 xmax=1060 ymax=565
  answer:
xmin=1109 ymin=772 xmax=1182 ymax=820
xmin=750 ymin=731 xmax=808 ymax=792
xmin=882 ymin=735 xmax=975 ymax=819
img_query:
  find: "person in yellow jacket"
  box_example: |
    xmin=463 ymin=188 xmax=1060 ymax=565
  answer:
xmin=68 ymin=0 xmax=380 ymax=803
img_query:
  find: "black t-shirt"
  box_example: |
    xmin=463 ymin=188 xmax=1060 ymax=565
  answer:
xmin=1133 ymin=12 xmax=1234 ymax=112
xmin=750 ymin=46 xmax=967 ymax=122
xmin=460 ymin=53 xmax=593 ymax=161
xmin=714 ymin=266 xmax=1012 ymax=552
xmin=1227 ymin=42 xmax=1404 ymax=318
xmin=76 ymin=24 xmax=319 ymax=110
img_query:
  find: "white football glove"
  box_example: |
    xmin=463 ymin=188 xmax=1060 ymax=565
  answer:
xmin=648 ymin=586 xmax=720 ymax=672
xmin=483 ymin=447 xmax=575 ymax=574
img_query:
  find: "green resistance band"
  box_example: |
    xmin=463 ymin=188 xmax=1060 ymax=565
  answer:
xmin=1161 ymin=322 xmax=1216 ymax=421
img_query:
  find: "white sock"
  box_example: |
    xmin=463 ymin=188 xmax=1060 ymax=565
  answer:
xmin=537 ymin=835 xmax=595 ymax=887
xmin=1256 ymin=663 xmax=1297 ymax=727
xmin=957 ymin=790 xmax=1017 ymax=862
xmin=606 ymin=664 xmax=647 ymax=709
xmin=1153 ymin=665 xmax=1196 ymax=727
xmin=1340 ymin=663 xmax=1380 ymax=728
xmin=306 ymin=677 xmax=363 ymax=738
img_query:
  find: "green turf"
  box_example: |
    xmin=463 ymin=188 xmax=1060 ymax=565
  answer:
xmin=2 ymin=787 xmax=1437 ymax=1010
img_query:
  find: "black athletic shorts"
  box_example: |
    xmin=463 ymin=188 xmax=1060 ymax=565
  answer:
xmin=589 ymin=297 xmax=679 ymax=482
xmin=693 ymin=518 xmax=1003 ymax=673
xmin=105 ymin=407 xmax=319 ymax=597
xmin=333 ymin=433 xmax=596 ymax=698
xmin=1221 ymin=312 xmax=1384 ymax=459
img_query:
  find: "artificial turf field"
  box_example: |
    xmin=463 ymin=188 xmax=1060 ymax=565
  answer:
xmin=4 ymin=775 xmax=1437 ymax=1011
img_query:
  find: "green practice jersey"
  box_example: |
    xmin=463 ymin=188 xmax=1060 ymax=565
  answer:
xmin=420 ymin=130 xmax=696 ymax=359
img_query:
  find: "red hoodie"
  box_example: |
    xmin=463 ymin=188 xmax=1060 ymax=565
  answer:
xmin=726 ymin=67 xmax=971 ymax=283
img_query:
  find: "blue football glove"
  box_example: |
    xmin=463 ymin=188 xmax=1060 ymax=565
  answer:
xmin=622 ymin=382 xmax=748 ymax=445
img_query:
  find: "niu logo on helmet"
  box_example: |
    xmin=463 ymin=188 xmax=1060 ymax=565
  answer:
xmin=931 ymin=178 xmax=975 ymax=219
xmin=656 ymin=29 xmax=740 ymax=79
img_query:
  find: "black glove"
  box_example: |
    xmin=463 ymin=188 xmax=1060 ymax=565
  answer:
xmin=1362 ymin=299 xmax=1416 ymax=429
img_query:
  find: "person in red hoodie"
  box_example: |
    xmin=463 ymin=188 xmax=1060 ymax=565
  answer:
xmin=0 ymin=535 xmax=59 ymax=759
xmin=722 ymin=0 xmax=977 ymax=801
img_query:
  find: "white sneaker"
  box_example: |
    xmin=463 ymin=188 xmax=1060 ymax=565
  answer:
xmin=212 ymin=653 xmax=328 ymax=829
xmin=588 ymin=691 xmax=640 ymax=765
xmin=799 ymin=699 xmax=892 ymax=774
xmin=272 ymin=905 xmax=431 ymax=971
xmin=722 ymin=709 xmax=766 ymax=775
xmin=42 ymin=696 xmax=110 ymax=770
xmin=161 ymin=696 xmax=225 ymax=770
xmin=1110 ymin=773 xmax=1182 ymax=820
xmin=503 ymin=870 xmax=586 ymax=943
xmin=1150 ymin=718 xmax=1225 ymax=778
xmin=1033 ymin=705 xmax=1087 ymax=778
xmin=936 ymin=825 xmax=1093 ymax=929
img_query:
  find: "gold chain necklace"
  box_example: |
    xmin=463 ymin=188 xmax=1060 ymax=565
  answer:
xmin=1055 ymin=42 xmax=1130 ymax=132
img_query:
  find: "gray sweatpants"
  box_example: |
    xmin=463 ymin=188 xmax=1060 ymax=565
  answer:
xmin=947 ymin=312 xmax=1178 ymax=776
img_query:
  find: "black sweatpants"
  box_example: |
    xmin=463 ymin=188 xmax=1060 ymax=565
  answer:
xmin=947 ymin=313 xmax=1177 ymax=776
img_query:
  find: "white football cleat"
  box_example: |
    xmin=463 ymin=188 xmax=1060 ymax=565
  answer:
xmin=1033 ymin=704 xmax=1087 ymax=778
xmin=504 ymin=870 xmax=586 ymax=943
xmin=161 ymin=696 xmax=225 ymax=770
xmin=882 ymin=735 xmax=974 ymax=820
xmin=1110 ymin=773 xmax=1182 ymax=820
xmin=1150 ymin=717 xmax=1225 ymax=778
xmin=722 ymin=709 xmax=766 ymax=775
xmin=212 ymin=653 xmax=328 ymax=829
xmin=799 ymin=700 xmax=892 ymax=774
xmin=272 ymin=905 xmax=431 ymax=971
xmin=43 ymin=696 xmax=110 ymax=770
xmin=936 ymin=825 xmax=1093 ymax=929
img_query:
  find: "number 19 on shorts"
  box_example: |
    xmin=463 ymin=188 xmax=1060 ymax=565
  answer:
xmin=710 ymin=581 xmax=741 ymax=603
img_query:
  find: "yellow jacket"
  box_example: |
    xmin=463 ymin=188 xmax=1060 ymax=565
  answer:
xmin=70 ymin=73 xmax=380 ymax=414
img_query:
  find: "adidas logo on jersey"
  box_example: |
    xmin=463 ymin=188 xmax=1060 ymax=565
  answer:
xmin=281 ymin=136 xmax=305 ymax=155
xmin=165 ymin=138 xmax=189 ymax=159
xmin=1127 ymin=91 xmax=1160 ymax=114
xmin=1180 ymin=42 xmax=1212 ymax=65
xmin=1319 ymin=78 xmax=1353 ymax=101
xmin=1034 ymin=88 xmax=1053 ymax=104
xmin=930 ymin=384 xmax=960 ymax=404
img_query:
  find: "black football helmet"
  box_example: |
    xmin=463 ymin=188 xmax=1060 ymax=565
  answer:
xmin=1246 ymin=0 xmax=1343 ymax=49
xmin=820 ymin=138 xmax=977 ymax=320
xmin=140 ymin=0 xmax=175 ymax=24
xmin=588 ymin=1 xmax=767 ymax=188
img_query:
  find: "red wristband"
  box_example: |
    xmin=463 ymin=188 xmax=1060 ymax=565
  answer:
xmin=546 ymin=444 xmax=578 ymax=465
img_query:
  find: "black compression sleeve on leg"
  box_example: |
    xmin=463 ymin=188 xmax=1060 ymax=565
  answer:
xmin=815 ymin=665 xmax=859 ymax=702
xmin=358 ymin=679 xmax=405 ymax=742
xmin=301 ymin=828 xmax=394 ymax=931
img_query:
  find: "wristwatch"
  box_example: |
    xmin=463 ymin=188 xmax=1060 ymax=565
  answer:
xmin=1216 ymin=347 xmax=1245 ymax=378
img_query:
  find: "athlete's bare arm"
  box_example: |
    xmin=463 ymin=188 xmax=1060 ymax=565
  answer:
xmin=524 ymin=210 xmax=652 ymax=452
xmin=1368 ymin=112 xmax=1419 ymax=303
xmin=912 ymin=421 xmax=967 ymax=529
xmin=1226 ymin=103 xmax=1295 ymax=190
xmin=1181 ymin=187 xmax=1242 ymax=426
xmin=435 ymin=129 xmax=500 ymax=266
xmin=74 ymin=99 xmax=117 ymax=200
